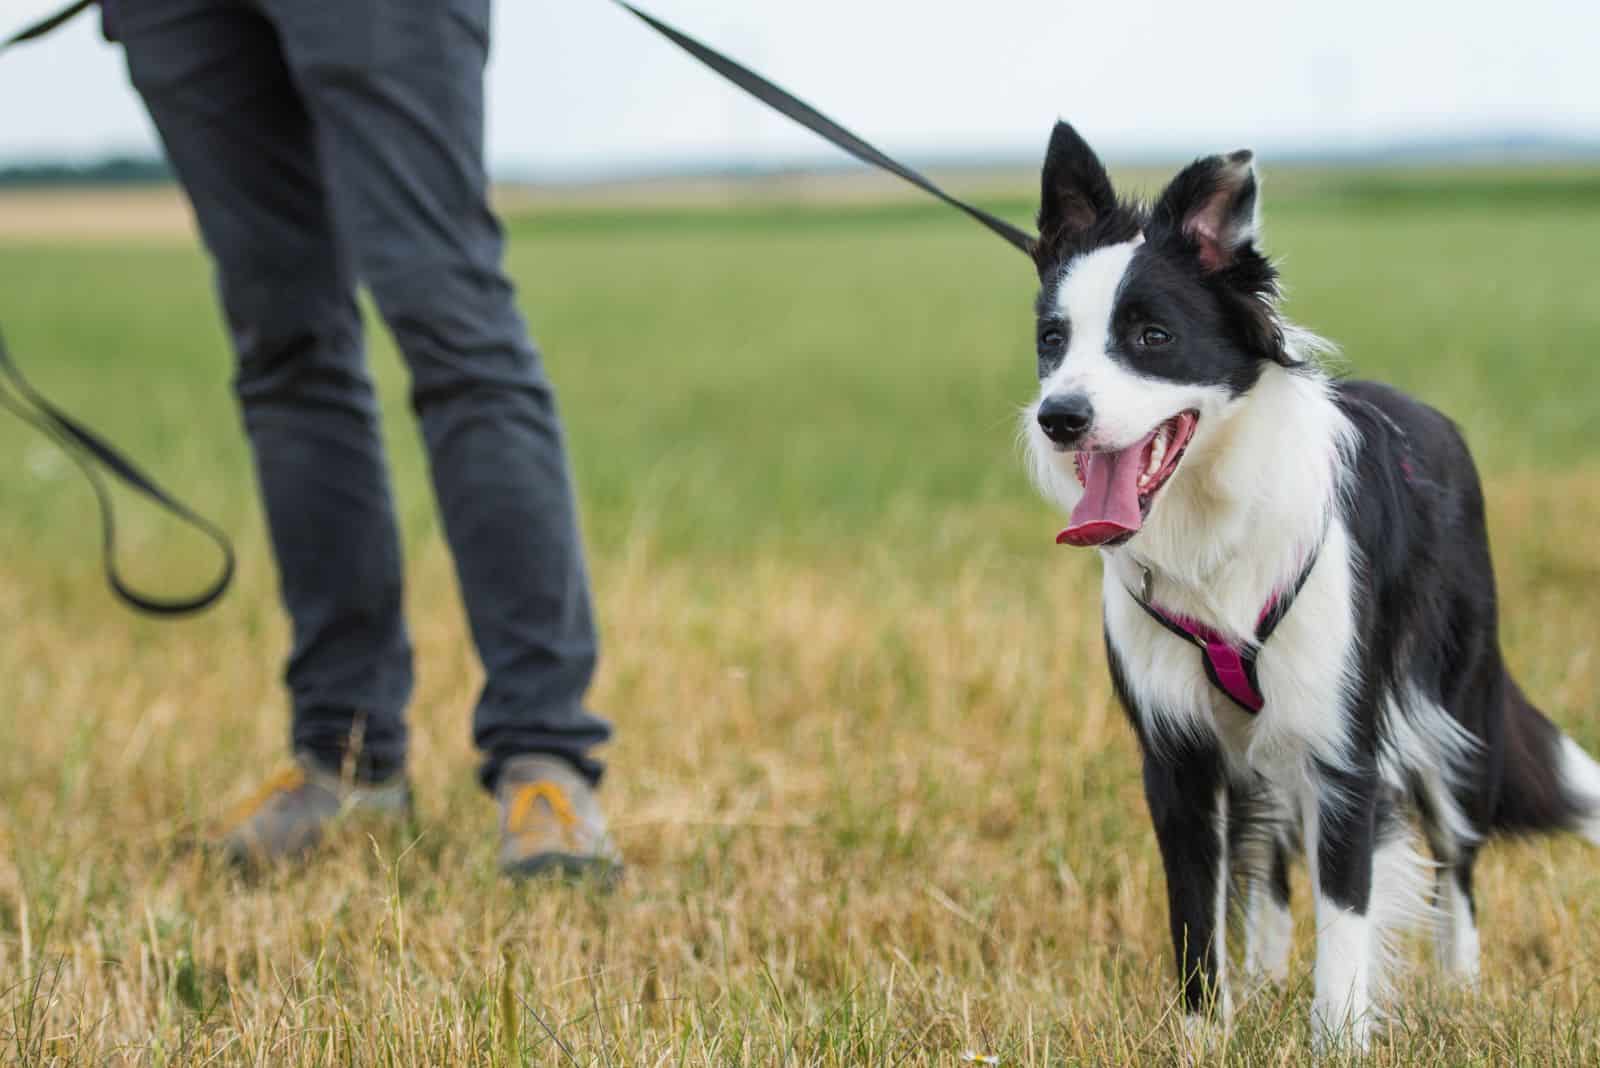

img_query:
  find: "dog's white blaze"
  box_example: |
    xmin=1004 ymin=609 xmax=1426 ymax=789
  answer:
xmin=1434 ymin=873 xmax=1480 ymax=982
xmin=1028 ymin=241 xmax=1231 ymax=478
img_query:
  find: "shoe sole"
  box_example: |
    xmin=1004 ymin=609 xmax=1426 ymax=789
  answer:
xmin=501 ymin=852 xmax=623 ymax=887
xmin=217 ymin=803 xmax=415 ymax=873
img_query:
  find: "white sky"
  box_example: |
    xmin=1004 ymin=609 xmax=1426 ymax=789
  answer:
xmin=2 ymin=0 xmax=1598 ymax=176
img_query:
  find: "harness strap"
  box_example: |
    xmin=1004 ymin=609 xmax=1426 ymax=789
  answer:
xmin=1128 ymin=542 xmax=1324 ymax=716
xmin=1253 ymin=546 xmax=1321 ymax=643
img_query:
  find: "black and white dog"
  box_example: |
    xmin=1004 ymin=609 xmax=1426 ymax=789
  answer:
xmin=1022 ymin=122 xmax=1599 ymax=1050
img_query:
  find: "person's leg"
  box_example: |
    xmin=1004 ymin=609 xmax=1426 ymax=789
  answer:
xmin=113 ymin=0 xmax=412 ymax=782
xmin=262 ymin=0 xmax=611 ymax=790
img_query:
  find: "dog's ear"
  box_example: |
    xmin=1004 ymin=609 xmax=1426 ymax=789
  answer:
xmin=1154 ymin=151 xmax=1294 ymax=365
xmin=1150 ymin=150 xmax=1260 ymax=273
xmin=1034 ymin=121 xmax=1117 ymax=273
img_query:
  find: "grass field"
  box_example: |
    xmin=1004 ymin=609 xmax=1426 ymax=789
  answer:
xmin=0 ymin=167 xmax=1598 ymax=1065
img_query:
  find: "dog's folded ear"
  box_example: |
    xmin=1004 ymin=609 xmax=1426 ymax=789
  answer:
xmin=1034 ymin=121 xmax=1118 ymax=273
xmin=1150 ymin=150 xmax=1261 ymax=273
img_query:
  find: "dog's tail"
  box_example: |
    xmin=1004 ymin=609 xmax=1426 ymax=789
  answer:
xmin=1492 ymin=675 xmax=1600 ymax=842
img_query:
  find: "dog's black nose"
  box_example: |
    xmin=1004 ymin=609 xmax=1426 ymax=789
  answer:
xmin=1037 ymin=393 xmax=1094 ymax=444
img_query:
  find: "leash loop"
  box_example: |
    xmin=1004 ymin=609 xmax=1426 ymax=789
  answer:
xmin=0 ymin=334 xmax=235 ymax=615
xmin=4 ymin=1 xmax=235 ymax=614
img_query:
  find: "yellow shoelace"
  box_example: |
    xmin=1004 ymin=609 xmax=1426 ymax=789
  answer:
xmin=221 ymin=766 xmax=306 ymax=831
xmin=506 ymin=781 xmax=579 ymax=846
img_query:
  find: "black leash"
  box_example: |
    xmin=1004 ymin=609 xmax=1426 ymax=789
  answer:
xmin=8 ymin=0 xmax=1040 ymax=256
xmin=0 ymin=0 xmax=94 ymax=53
xmin=0 ymin=334 xmax=235 ymax=614
xmin=10 ymin=0 xmax=1039 ymax=257
xmin=611 ymin=2 xmax=1038 ymax=258
xmin=4 ymin=4 xmax=234 ymax=614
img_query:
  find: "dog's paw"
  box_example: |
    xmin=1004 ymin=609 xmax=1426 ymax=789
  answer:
xmin=1177 ymin=1013 xmax=1229 ymax=1065
xmin=1309 ymin=1004 xmax=1372 ymax=1060
xmin=1239 ymin=960 xmax=1288 ymax=1004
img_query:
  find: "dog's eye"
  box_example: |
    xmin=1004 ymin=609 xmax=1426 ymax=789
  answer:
xmin=1139 ymin=326 xmax=1174 ymax=348
xmin=1036 ymin=323 xmax=1068 ymax=376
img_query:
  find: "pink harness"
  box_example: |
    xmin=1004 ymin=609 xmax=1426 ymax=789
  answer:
xmin=1129 ymin=551 xmax=1321 ymax=715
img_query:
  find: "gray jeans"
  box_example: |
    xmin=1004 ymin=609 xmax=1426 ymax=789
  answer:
xmin=106 ymin=0 xmax=610 ymax=787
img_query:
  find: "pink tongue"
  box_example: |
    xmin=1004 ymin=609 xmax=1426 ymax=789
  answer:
xmin=1057 ymin=430 xmax=1157 ymax=547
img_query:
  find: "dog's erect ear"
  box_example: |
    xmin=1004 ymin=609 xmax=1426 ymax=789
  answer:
xmin=1150 ymin=150 xmax=1260 ymax=273
xmin=1035 ymin=121 xmax=1117 ymax=270
xmin=1154 ymin=150 xmax=1293 ymax=364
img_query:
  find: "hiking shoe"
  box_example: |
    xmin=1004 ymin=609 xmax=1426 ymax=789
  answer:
xmin=216 ymin=754 xmax=411 ymax=868
xmin=496 ymin=755 xmax=622 ymax=882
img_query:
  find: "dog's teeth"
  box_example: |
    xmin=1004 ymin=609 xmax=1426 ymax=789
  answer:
xmin=1147 ymin=437 xmax=1166 ymax=476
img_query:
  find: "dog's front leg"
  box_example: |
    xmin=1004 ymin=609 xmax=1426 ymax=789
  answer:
xmin=1304 ymin=758 xmax=1380 ymax=1053
xmin=1241 ymin=826 xmax=1293 ymax=990
xmin=1143 ymin=739 xmax=1232 ymax=1034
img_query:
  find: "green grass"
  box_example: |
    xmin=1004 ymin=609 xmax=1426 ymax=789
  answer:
xmin=0 ymin=169 xmax=1597 ymax=1065
xmin=3 ymin=169 xmax=1598 ymax=563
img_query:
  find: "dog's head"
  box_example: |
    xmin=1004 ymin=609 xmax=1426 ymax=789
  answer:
xmin=1024 ymin=122 xmax=1292 ymax=549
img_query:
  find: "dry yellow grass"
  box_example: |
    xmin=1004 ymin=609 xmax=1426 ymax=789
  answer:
xmin=0 ymin=188 xmax=198 ymax=244
xmin=1 ymin=469 xmax=1597 ymax=1066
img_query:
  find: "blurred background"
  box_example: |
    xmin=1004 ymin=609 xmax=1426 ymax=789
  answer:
xmin=5 ymin=0 xmax=1600 ymax=178
xmin=1 ymin=2 xmax=1598 ymax=1063
xmin=3 ymin=0 xmax=1596 ymax=556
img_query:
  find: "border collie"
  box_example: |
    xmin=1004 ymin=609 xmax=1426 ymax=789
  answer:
xmin=1021 ymin=122 xmax=1599 ymax=1050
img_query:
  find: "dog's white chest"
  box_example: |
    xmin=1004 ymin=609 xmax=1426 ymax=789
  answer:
xmin=1102 ymin=523 xmax=1359 ymax=776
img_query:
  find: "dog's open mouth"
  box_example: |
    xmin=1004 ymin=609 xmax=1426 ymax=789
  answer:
xmin=1057 ymin=411 xmax=1199 ymax=548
